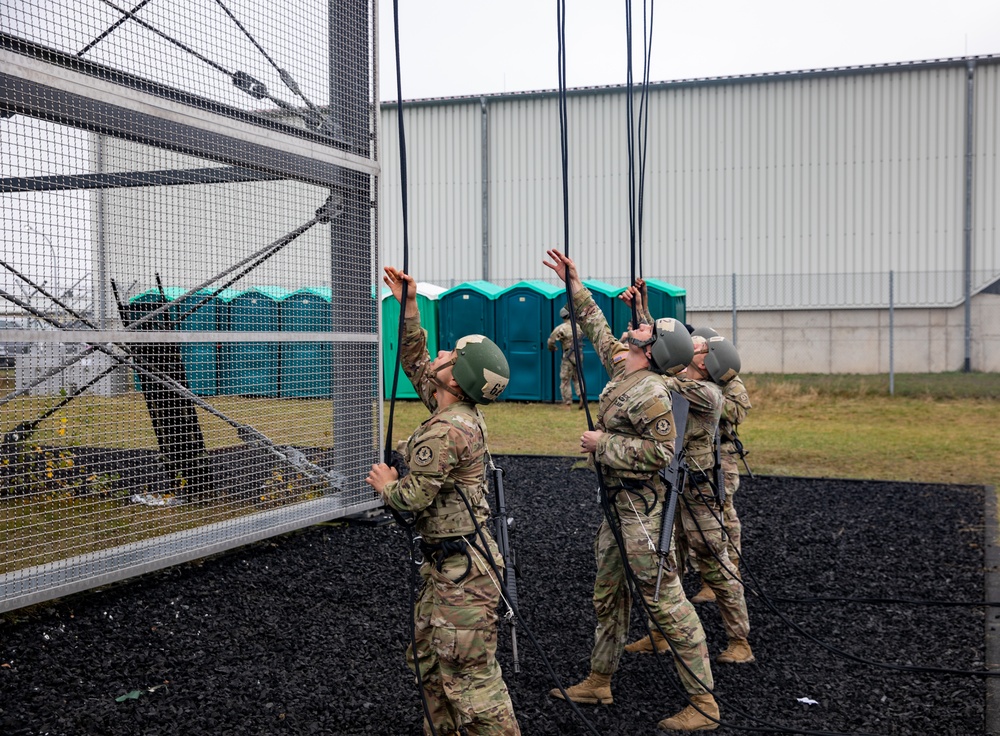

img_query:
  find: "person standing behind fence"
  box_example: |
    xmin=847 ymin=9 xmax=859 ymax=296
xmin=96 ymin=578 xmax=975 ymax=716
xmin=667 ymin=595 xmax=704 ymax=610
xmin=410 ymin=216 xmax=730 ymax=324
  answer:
xmin=547 ymin=306 xmax=585 ymax=409
xmin=542 ymin=249 xmax=721 ymax=733
xmin=365 ymin=266 xmax=521 ymax=736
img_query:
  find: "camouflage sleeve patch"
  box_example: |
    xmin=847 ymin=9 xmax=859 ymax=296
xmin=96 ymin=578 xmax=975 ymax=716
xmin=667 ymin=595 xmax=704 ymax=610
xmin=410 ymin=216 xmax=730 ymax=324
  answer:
xmin=409 ymin=424 xmax=451 ymax=476
xmin=638 ymin=395 xmax=676 ymax=442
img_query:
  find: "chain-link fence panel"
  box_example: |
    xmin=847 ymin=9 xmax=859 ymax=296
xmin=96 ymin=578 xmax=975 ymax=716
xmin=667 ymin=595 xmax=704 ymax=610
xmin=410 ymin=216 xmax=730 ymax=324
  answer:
xmin=1 ymin=1 xmax=381 ymax=612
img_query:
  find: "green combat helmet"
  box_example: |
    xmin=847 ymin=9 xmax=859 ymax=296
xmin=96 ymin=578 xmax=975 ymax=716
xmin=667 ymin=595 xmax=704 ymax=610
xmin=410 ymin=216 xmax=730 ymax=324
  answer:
xmin=648 ymin=318 xmax=695 ymax=376
xmin=691 ymin=326 xmax=719 ymax=340
xmin=453 ymin=335 xmax=510 ymax=404
xmin=705 ymin=335 xmax=741 ymax=384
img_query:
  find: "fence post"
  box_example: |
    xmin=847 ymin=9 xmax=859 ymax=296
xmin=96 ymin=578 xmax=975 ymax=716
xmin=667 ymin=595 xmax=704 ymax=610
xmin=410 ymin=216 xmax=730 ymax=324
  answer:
xmin=889 ymin=270 xmax=894 ymax=396
xmin=731 ymin=272 xmax=737 ymax=347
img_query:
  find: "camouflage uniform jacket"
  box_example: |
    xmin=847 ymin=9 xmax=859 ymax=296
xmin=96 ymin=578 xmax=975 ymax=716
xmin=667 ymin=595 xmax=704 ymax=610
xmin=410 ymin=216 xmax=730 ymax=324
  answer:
xmin=381 ymin=314 xmax=491 ymax=540
xmin=719 ymin=374 xmax=751 ymax=451
xmin=547 ymin=321 xmax=581 ymax=363
xmin=571 ymin=287 xmax=676 ymax=483
xmin=664 ymin=374 xmax=723 ymax=476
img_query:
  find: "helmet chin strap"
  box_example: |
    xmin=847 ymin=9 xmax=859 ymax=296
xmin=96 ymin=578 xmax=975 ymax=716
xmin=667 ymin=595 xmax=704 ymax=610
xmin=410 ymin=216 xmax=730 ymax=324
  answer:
xmin=430 ymin=356 xmax=464 ymax=399
xmin=626 ymin=329 xmax=655 ymax=349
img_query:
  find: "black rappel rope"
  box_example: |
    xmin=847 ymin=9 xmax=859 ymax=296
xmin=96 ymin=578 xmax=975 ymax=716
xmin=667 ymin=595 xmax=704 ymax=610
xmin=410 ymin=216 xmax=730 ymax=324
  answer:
xmin=384 ymin=4 xmax=436 ymax=735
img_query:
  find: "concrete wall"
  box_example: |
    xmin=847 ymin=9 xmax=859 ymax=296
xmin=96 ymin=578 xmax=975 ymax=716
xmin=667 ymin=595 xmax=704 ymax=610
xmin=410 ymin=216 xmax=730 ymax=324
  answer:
xmin=692 ymin=292 xmax=1000 ymax=374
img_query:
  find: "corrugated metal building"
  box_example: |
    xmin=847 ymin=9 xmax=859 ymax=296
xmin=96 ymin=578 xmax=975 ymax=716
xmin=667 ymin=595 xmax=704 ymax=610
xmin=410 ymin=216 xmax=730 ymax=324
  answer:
xmin=378 ymin=57 xmax=1000 ymax=373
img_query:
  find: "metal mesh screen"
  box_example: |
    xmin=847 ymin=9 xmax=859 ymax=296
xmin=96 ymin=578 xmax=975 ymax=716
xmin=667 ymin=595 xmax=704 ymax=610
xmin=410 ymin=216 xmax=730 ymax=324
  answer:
xmin=0 ymin=1 xmax=381 ymax=612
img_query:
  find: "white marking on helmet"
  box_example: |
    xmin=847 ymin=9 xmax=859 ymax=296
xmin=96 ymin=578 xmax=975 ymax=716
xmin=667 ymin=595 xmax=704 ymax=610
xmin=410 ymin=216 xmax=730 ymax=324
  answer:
xmin=481 ymin=367 xmax=508 ymax=399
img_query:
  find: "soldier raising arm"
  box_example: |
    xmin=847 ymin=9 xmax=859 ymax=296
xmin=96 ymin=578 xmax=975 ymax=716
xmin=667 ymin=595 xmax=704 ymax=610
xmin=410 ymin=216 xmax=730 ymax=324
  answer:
xmin=366 ymin=266 xmax=521 ymax=736
xmin=542 ymin=249 xmax=720 ymax=733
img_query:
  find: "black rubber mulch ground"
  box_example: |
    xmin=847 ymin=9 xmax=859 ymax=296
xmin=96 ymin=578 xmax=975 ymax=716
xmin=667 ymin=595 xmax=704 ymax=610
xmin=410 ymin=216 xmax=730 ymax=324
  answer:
xmin=0 ymin=455 xmax=986 ymax=735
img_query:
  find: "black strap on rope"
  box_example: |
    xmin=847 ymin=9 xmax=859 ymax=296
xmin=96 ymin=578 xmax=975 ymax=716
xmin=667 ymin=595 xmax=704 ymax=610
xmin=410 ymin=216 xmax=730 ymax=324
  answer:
xmin=385 ymin=5 xmax=435 ymax=735
xmin=555 ymin=0 xmax=592 ymax=427
xmin=624 ymin=0 xmax=655 ymax=327
xmin=553 ymin=2 xmax=716 ymax=731
xmin=550 ymin=6 xmax=869 ymax=733
xmin=635 ymin=2 xmax=654 ymax=282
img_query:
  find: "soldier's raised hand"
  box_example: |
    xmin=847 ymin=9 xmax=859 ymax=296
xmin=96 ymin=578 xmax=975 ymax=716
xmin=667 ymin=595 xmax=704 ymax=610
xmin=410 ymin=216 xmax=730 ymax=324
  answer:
xmin=383 ymin=266 xmax=418 ymax=317
xmin=543 ymin=249 xmax=583 ymax=292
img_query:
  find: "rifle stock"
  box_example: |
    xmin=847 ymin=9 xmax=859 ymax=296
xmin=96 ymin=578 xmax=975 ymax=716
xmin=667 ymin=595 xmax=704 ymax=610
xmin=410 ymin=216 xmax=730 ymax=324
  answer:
xmin=492 ymin=465 xmax=520 ymax=673
xmin=713 ymin=431 xmax=726 ymax=507
xmin=654 ymin=393 xmax=690 ymax=601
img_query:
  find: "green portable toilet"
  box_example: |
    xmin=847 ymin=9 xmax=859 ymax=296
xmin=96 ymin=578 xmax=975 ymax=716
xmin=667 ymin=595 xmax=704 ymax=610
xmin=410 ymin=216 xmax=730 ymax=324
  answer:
xmin=644 ymin=277 xmax=687 ymax=324
xmin=221 ymin=286 xmax=287 ymax=397
xmin=438 ymin=281 xmax=502 ymax=351
xmin=568 ymin=280 xmax=628 ymax=402
xmin=381 ymin=282 xmax=445 ymax=400
xmin=586 ymin=280 xmax=629 ymax=338
xmin=281 ymin=287 xmax=331 ymax=398
xmin=176 ymin=288 xmax=222 ymax=397
xmin=495 ymin=280 xmax=563 ymax=402
xmin=127 ymin=286 xmax=219 ymax=396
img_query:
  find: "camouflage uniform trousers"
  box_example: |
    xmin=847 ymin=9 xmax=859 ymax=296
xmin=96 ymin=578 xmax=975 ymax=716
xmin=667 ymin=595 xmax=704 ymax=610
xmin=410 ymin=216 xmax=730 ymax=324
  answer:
xmin=720 ymin=446 xmax=742 ymax=562
xmin=407 ymin=535 xmax=521 ymax=736
xmin=590 ymin=492 xmax=714 ymax=696
xmin=558 ymin=357 xmax=580 ymax=404
xmin=678 ymin=479 xmax=750 ymax=641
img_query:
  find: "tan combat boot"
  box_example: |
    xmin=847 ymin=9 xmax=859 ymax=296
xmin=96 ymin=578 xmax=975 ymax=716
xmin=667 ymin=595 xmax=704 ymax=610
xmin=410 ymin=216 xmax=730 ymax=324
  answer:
xmin=624 ymin=630 xmax=670 ymax=654
xmin=657 ymin=693 xmax=720 ymax=731
xmin=690 ymin=582 xmax=716 ymax=604
xmin=716 ymin=637 xmax=755 ymax=664
xmin=549 ymin=671 xmax=613 ymax=704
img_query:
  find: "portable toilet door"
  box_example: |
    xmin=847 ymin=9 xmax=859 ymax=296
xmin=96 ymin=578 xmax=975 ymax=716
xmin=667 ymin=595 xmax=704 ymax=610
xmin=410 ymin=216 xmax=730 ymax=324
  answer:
xmin=381 ymin=282 xmax=445 ymax=400
xmin=438 ymin=281 xmax=502 ymax=350
xmin=173 ymin=288 xmax=220 ymax=396
xmin=643 ymin=277 xmax=687 ymax=324
xmin=281 ymin=287 xmax=332 ymax=398
xmin=495 ymin=280 xmax=563 ymax=402
xmin=222 ymin=286 xmax=286 ymax=397
xmin=574 ymin=280 xmax=628 ymax=402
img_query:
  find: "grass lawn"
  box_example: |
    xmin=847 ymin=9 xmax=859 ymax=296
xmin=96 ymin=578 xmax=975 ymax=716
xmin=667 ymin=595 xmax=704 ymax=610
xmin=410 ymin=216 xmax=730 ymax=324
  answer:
xmin=2 ymin=371 xmax=996 ymax=576
xmin=387 ymin=372 xmax=1000 ymax=487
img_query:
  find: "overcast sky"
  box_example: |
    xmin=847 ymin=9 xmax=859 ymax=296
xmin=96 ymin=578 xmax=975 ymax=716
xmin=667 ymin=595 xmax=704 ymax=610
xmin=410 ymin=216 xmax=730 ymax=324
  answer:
xmin=378 ymin=0 xmax=1000 ymax=101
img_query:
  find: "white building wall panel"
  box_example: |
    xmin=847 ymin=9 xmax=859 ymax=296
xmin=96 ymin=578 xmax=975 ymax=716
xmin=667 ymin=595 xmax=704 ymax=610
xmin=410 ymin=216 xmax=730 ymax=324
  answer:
xmin=974 ymin=62 xmax=1000 ymax=288
xmin=379 ymin=103 xmax=481 ymax=285
xmin=377 ymin=59 xmax=1000 ymax=307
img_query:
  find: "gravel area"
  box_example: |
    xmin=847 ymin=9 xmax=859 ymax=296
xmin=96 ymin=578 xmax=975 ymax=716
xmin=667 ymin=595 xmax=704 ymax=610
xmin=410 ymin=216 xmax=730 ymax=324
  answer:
xmin=0 ymin=455 xmax=986 ymax=735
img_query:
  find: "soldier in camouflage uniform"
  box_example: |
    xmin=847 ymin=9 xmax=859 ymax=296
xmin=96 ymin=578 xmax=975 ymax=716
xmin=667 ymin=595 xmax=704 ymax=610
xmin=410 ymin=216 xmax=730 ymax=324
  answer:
xmin=366 ymin=267 xmax=521 ymax=736
xmin=542 ymin=250 xmax=720 ymax=733
xmin=547 ymin=307 xmax=584 ymax=408
xmin=623 ymin=292 xmax=754 ymax=667
xmin=688 ymin=328 xmax=751 ymax=607
xmin=663 ymin=336 xmax=754 ymax=666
